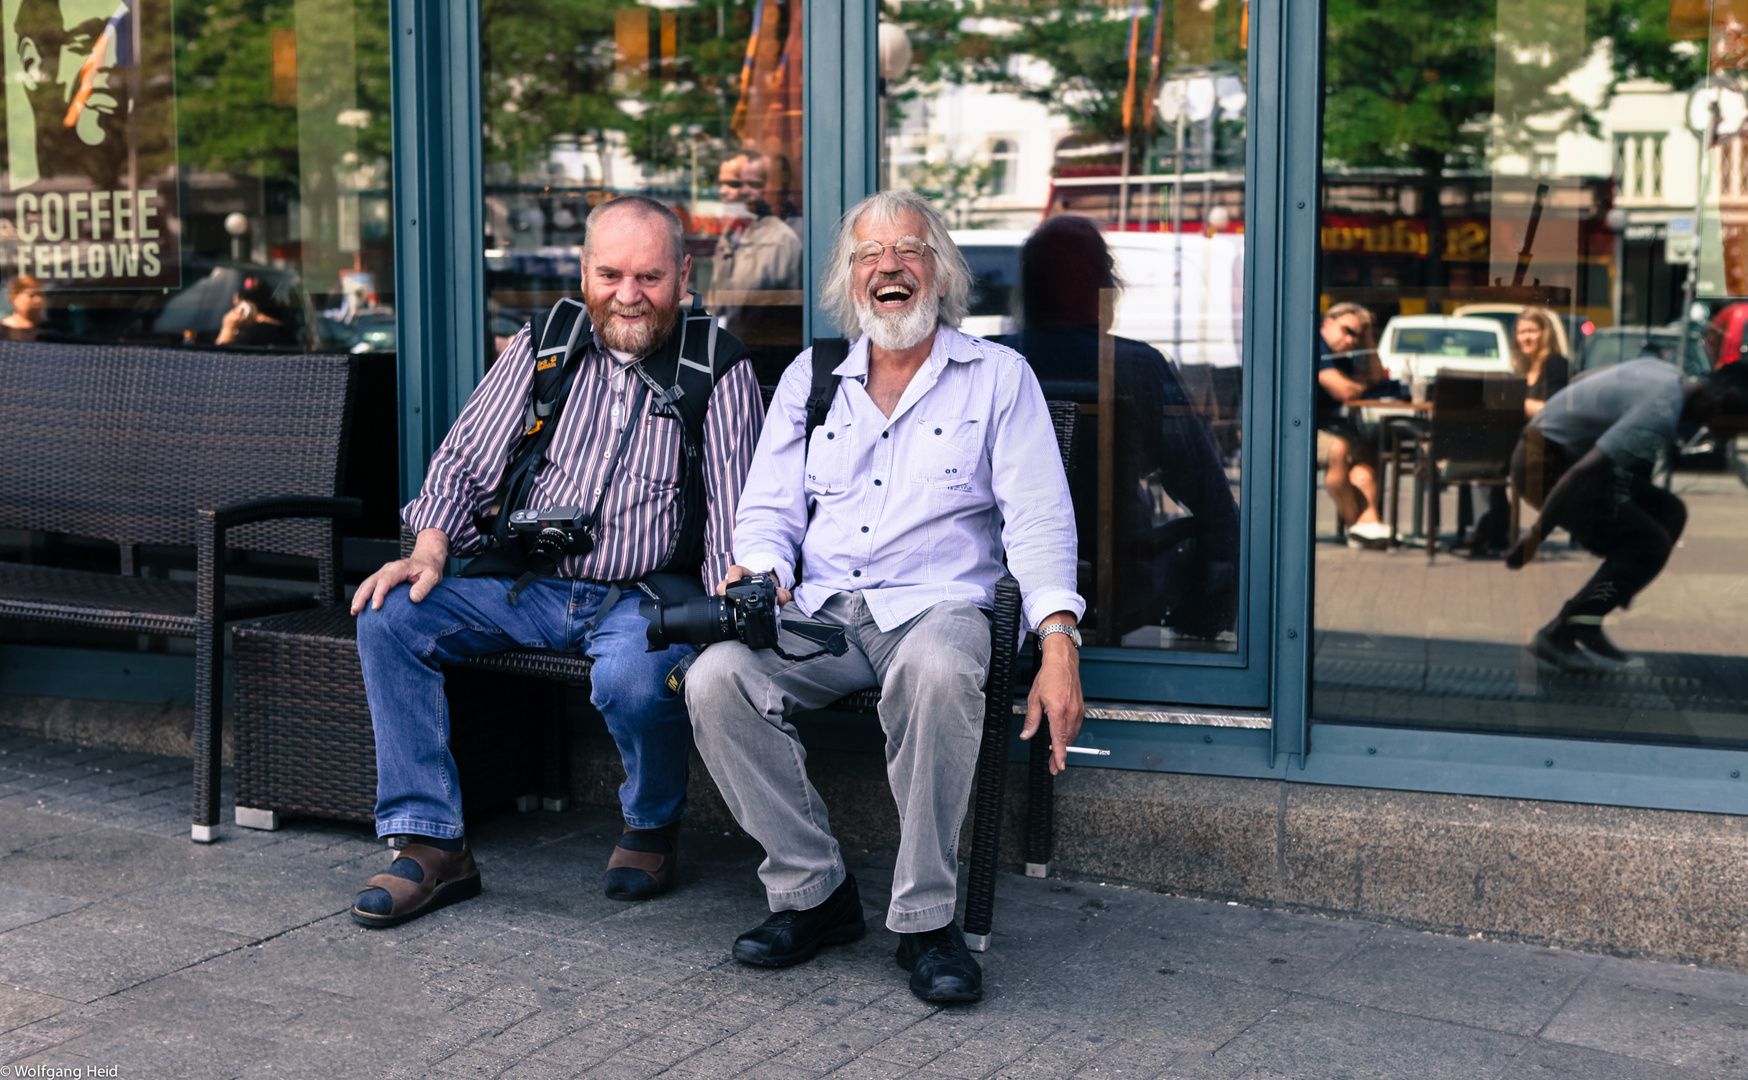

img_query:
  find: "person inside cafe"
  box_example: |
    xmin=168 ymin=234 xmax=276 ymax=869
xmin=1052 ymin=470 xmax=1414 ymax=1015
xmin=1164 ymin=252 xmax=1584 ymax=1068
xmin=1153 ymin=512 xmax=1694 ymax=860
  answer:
xmin=347 ymin=196 xmax=765 ymax=925
xmin=1 ymin=275 xmax=46 ymax=340
xmin=1003 ymin=214 xmax=1240 ymax=641
xmin=1506 ymin=358 xmax=1748 ymax=671
xmin=684 ymin=189 xmax=1084 ymax=1005
xmin=1315 ymin=302 xmax=1394 ymax=549
xmin=713 ymin=151 xmax=803 ymax=355
xmin=1463 ymin=305 xmax=1571 ymax=557
xmin=216 ymin=274 xmax=299 ymax=347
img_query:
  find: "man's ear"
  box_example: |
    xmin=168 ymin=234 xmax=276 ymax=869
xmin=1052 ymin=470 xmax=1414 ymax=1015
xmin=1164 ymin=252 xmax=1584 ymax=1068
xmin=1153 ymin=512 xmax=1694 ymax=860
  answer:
xmin=18 ymin=39 xmax=45 ymax=90
xmin=679 ymin=253 xmax=692 ymax=293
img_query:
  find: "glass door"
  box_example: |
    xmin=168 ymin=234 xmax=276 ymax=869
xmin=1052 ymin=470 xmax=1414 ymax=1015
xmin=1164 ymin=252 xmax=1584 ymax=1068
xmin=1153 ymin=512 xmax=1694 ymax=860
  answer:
xmin=876 ymin=0 xmax=1266 ymax=705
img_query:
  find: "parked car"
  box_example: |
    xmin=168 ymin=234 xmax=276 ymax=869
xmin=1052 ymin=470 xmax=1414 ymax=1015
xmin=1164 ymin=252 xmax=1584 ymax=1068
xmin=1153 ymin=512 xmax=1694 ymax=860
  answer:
xmin=1573 ymin=323 xmax=1712 ymax=379
xmin=1375 ymin=315 xmax=1512 ymax=383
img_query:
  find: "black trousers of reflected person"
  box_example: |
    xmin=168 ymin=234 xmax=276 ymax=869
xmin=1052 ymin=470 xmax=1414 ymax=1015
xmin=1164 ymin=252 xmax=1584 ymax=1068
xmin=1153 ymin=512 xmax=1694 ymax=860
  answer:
xmin=1509 ymin=433 xmax=1687 ymax=623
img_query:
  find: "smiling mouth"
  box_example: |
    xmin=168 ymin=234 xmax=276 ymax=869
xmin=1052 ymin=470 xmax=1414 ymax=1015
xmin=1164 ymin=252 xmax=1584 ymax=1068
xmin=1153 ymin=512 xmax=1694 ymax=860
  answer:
xmin=873 ymin=283 xmax=913 ymax=307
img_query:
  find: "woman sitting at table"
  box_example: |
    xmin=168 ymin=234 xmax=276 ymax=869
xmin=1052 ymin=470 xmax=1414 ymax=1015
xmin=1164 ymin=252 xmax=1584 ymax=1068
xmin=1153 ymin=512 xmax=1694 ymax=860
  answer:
xmin=1463 ymin=306 xmax=1570 ymax=556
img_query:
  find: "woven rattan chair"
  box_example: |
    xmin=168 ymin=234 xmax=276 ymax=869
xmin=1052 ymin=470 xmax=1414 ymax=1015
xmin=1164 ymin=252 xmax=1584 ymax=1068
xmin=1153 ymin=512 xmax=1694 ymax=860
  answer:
xmin=232 ymin=398 xmax=1077 ymax=951
xmin=0 ymin=341 xmax=360 ymax=842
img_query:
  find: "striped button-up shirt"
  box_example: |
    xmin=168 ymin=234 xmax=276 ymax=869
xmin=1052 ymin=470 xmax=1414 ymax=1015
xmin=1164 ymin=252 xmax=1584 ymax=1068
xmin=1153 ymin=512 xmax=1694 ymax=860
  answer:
xmin=403 ymin=324 xmax=764 ymax=588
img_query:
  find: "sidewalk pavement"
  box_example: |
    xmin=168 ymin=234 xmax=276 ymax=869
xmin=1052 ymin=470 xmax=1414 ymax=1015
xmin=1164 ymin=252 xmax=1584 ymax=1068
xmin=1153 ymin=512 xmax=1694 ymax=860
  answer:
xmin=2 ymin=732 xmax=1747 ymax=1080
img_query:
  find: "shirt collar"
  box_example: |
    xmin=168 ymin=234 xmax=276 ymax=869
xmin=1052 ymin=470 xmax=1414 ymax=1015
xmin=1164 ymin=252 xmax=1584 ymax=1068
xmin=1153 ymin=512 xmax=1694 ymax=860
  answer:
xmin=841 ymin=323 xmax=981 ymax=380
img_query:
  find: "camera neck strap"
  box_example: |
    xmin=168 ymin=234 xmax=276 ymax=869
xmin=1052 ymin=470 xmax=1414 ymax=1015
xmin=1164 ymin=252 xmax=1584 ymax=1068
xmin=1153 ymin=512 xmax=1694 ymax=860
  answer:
xmin=503 ymin=375 xmax=649 ymax=607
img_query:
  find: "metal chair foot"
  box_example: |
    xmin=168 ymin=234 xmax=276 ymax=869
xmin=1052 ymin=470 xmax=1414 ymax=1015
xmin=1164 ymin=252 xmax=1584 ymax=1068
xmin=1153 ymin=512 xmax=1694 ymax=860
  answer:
xmin=542 ymin=796 xmax=569 ymax=812
xmin=965 ymin=932 xmax=991 ymax=953
xmin=234 ymin=807 xmax=280 ymax=831
xmin=1025 ymin=862 xmax=1050 ymax=878
xmin=514 ymin=794 xmax=539 ymax=812
xmin=191 ymin=823 xmax=218 ymax=843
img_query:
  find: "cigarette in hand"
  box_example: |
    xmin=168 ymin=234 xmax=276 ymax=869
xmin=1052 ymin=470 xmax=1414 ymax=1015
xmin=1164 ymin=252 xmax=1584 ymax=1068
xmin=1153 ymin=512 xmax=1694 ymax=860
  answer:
xmin=1064 ymin=746 xmax=1110 ymax=756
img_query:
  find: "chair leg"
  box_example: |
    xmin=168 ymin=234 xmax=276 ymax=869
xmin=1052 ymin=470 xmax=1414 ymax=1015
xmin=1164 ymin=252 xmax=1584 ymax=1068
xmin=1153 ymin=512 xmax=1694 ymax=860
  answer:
xmin=963 ymin=577 xmax=1022 ymax=953
xmin=1024 ymin=735 xmax=1055 ymax=877
xmin=192 ymin=621 xmax=224 ymax=843
xmin=542 ymin=682 xmax=571 ymax=812
xmin=1426 ymin=471 xmax=1440 ymax=564
xmin=1508 ymin=483 xmax=1521 ymax=547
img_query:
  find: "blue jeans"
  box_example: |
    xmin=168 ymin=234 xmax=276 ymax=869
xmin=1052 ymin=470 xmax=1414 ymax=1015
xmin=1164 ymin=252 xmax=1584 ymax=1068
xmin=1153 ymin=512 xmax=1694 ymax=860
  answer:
xmin=355 ymin=576 xmax=694 ymax=840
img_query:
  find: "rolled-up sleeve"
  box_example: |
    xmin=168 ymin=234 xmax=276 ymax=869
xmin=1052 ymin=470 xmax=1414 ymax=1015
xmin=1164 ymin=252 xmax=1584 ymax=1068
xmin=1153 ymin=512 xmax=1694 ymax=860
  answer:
xmin=730 ymin=354 xmax=815 ymax=590
xmin=402 ymin=327 xmax=534 ymax=555
xmin=700 ymin=357 xmax=766 ymax=589
xmin=989 ymin=357 xmax=1085 ymax=630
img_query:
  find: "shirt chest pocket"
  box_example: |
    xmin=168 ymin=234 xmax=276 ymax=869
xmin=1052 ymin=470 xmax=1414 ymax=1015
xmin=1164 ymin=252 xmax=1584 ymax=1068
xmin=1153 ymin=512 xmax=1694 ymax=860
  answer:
xmin=626 ymin=413 xmax=683 ymax=489
xmin=910 ymin=417 xmax=982 ymax=490
xmin=804 ymin=420 xmax=852 ymax=494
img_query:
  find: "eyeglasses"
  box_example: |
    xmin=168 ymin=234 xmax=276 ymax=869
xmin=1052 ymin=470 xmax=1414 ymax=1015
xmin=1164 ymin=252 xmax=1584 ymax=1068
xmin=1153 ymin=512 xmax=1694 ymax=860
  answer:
xmin=852 ymin=238 xmax=932 ymax=266
xmin=719 ymin=179 xmax=748 ymax=188
xmin=1329 ymin=320 xmax=1364 ymax=339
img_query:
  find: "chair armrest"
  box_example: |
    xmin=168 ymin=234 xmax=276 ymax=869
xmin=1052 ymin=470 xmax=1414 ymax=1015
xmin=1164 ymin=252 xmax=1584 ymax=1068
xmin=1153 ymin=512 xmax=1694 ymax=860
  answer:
xmin=200 ymin=495 xmax=362 ymax=530
xmin=196 ymin=496 xmax=362 ymax=619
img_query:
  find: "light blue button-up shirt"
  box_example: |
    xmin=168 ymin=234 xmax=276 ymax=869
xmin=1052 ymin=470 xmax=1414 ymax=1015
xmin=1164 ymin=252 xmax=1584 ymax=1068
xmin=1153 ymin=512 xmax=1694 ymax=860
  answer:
xmin=733 ymin=324 xmax=1084 ymax=633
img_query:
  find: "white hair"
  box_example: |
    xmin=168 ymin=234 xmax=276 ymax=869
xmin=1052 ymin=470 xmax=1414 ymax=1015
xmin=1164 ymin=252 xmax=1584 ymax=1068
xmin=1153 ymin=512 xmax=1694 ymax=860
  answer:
xmin=820 ymin=190 xmax=971 ymax=336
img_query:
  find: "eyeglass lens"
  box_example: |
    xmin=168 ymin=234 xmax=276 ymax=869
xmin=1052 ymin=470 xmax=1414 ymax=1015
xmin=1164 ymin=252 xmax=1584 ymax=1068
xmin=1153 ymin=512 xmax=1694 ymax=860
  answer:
xmin=854 ymin=239 xmax=929 ymax=264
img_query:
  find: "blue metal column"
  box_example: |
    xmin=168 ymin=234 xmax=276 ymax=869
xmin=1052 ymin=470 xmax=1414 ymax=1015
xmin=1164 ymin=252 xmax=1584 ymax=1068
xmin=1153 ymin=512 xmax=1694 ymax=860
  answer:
xmin=1259 ymin=0 xmax=1323 ymax=765
xmin=804 ymin=0 xmax=877 ymax=338
xmin=390 ymin=0 xmax=486 ymax=504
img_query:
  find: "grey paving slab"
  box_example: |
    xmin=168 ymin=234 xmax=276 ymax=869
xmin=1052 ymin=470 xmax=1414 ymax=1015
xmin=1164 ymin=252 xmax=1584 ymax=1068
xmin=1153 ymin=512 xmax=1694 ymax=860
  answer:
xmin=0 ymin=880 xmax=85 ymax=933
xmin=1296 ymin=924 xmax=1602 ymax=1034
xmin=1158 ymin=996 xmax=1527 ymax=1080
xmin=1539 ymin=971 xmax=1748 ymax=1076
xmin=0 ymin=899 xmax=255 ymax=1002
xmin=0 ymin=804 xmax=92 ymax=852
xmin=1496 ymin=1040 xmax=1729 ymax=1080
xmin=0 ymin=987 xmax=68 ymax=1036
xmin=0 ymin=820 xmax=218 ymax=900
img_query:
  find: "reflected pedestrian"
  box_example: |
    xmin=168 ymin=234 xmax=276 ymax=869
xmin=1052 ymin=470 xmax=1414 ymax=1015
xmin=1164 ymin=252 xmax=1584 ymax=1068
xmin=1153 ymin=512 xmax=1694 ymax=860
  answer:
xmin=2 ymin=275 xmax=45 ymax=340
xmin=1315 ymin=302 xmax=1392 ymax=548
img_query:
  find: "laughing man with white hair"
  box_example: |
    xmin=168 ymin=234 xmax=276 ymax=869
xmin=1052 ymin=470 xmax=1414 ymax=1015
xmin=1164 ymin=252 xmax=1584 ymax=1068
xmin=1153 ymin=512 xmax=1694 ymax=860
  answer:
xmin=685 ymin=189 xmax=1085 ymax=1004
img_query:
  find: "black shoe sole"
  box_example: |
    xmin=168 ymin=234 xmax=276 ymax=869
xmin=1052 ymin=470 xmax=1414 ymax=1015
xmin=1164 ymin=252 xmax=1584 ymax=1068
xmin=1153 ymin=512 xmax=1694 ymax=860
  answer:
xmin=603 ymin=868 xmax=673 ymax=902
xmin=912 ymin=978 xmax=983 ymax=1004
xmin=351 ymin=873 xmax=482 ymax=929
xmin=732 ymin=919 xmax=865 ymax=968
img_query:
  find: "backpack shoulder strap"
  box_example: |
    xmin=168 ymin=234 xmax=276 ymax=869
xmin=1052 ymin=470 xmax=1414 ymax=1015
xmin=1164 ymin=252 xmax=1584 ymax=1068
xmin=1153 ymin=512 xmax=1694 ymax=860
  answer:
xmin=522 ymin=297 xmax=592 ymax=435
xmin=804 ymin=337 xmax=849 ymax=451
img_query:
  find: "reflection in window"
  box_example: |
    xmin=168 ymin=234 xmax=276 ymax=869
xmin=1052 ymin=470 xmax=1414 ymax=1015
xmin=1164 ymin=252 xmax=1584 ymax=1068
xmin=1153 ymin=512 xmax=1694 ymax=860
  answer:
xmin=1314 ymin=0 xmax=1748 ymax=748
xmin=880 ymin=0 xmax=1249 ymax=652
xmin=0 ymin=1 xmax=395 ymax=353
xmin=480 ymin=0 xmax=804 ymax=385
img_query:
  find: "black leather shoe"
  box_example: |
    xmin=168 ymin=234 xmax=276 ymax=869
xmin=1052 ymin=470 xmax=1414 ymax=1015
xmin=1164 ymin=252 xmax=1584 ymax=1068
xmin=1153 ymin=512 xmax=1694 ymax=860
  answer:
xmin=895 ymin=922 xmax=983 ymax=1003
xmin=732 ymin=874 xmax=866 ymax=968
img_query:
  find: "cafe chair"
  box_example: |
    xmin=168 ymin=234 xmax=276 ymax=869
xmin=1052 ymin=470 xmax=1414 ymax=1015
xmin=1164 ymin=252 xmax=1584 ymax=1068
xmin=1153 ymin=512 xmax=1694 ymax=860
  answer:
xmin=1410 ymin=371 xmax=1527 ymax=563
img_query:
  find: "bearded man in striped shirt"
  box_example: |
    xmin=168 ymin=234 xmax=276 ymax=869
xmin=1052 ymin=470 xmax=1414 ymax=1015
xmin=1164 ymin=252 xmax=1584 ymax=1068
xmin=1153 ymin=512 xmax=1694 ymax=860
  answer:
xmin=346 ymin=197 xmax=765 ymax=926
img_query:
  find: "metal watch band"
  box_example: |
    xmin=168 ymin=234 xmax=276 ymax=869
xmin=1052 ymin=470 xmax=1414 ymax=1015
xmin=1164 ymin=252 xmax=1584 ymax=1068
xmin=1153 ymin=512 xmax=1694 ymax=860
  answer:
xmin=1039 ymin=622 xmax=1080 ymax=648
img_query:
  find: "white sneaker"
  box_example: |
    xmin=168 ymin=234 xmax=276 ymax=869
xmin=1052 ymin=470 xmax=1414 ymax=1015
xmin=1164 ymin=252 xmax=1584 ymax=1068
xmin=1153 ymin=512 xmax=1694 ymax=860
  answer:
xmin=1348 ymin=521 xmax=1391 ymax=541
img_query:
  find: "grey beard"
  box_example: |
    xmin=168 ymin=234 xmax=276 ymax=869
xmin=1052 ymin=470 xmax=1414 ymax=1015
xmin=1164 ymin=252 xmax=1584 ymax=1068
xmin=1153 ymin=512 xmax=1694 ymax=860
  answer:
xmin=856 ymin=289 xmax=940 ymax=352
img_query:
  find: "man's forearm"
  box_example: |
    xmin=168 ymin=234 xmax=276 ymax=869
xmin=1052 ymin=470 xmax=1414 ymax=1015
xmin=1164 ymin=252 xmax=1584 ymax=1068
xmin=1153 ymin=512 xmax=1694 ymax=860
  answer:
xmin=413 ymin=528 xmax=451 ymax=566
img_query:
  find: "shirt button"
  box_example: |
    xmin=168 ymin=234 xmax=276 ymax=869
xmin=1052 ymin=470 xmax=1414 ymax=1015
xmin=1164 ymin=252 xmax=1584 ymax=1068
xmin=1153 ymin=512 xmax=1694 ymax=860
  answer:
xmin=934 ymin=427 xmax=942 ymax=435
xmin=827 ymin=432 xmax=834 ymax=439
xmin=852 ymin=570 xmax=861 ymax=577
xmin=593 ymin=488 xmax=602 ymax=496
xmin=882 ymin=431 xmax=889 ymax=439
xmin=861 ymin=526 xmax=869 ymax=533
xmin=874 ymin=479 xmax=882 ymax=486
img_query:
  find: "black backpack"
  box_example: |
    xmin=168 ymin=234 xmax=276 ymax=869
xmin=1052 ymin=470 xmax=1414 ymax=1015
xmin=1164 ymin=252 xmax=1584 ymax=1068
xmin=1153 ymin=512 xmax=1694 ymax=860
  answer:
xmin=469 ymin=293 xmax=749 ymax=579
xmin=803 ymin=337 xmax=850 ymax=454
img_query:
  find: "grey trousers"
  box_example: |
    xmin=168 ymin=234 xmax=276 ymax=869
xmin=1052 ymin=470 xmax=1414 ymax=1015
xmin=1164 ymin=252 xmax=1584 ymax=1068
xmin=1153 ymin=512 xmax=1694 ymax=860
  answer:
xmin=686 ymin=591 xmax=992 ymax=933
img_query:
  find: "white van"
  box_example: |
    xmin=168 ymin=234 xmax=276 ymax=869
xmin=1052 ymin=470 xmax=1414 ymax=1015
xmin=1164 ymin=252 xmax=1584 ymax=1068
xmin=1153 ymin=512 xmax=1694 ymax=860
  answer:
xmin=950 ymin=227 xmax=1245 ymax=368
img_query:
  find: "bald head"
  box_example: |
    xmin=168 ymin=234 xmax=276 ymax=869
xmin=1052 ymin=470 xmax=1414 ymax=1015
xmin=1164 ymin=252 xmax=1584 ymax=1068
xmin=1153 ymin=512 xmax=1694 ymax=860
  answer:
xmin=582 ymin=196 xmax=686 ymax=271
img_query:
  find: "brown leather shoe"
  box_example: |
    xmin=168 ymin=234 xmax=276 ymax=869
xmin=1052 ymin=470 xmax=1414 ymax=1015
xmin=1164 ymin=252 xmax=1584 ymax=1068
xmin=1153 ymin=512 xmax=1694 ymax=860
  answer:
xmin=604 ymin=821 xmax=680 ymax=901
xmin=351 ymin=842 xmax=481 ymax=928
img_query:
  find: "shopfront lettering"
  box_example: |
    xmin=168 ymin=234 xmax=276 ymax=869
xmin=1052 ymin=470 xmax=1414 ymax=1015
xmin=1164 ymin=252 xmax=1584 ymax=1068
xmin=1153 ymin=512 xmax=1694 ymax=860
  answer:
xmin=15 ymin=189 xmax=159 ymax=243
xmin=1319 ymin=217 xmax=1491 ymax=262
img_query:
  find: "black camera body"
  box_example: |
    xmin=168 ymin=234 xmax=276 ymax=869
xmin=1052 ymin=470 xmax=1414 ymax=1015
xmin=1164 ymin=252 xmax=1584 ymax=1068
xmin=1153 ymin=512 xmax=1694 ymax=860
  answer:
xmin=641 ymin=573 xmax=780 ymax=653
xmin=507 ymin=505 xmax=593 ymax=576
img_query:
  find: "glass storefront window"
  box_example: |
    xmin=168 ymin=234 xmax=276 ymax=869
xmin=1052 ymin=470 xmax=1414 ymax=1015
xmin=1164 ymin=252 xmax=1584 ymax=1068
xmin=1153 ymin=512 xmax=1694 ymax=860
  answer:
xmin=1314 ymin=0 xmax=1748 ymax=745
xmin=480 ymin=0 xmax=804 ymax=385
xmin=0 ymin=0 xmax=394 ymax=352
xmin=879 ymin=0 xmax=1250 ymax=653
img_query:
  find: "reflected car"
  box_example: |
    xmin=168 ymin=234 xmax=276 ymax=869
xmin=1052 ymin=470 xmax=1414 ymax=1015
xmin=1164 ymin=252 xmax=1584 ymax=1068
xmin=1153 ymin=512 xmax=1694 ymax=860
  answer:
xmin=149 ymin=262 xmax=319 ymax=349
xmin=1449 ymin=302 xmax=1578 ymax=361
xmin=1376 ymin=315 xmax=1512 ymax=383
xmin=344 ymin=312 xmax=397 ymax=354
xmin=1573 ymin=323 xmax=1712 ymax=379
xmin=950 ymin=228 xmax=1245 ymax=369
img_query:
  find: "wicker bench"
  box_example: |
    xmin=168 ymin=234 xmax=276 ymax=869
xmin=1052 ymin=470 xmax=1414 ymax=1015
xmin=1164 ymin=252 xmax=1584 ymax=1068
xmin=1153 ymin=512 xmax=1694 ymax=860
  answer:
xmin=230 ymin=401 xmax=1076 ymax=951
xmin=0 ymin=341 xmax=360 ymax=842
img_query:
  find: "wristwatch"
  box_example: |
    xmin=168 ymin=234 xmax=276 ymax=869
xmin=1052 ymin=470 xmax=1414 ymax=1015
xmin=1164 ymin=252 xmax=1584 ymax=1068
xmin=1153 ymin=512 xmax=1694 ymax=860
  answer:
xmin=1038 ymin=622 xmax=1082 ymax=649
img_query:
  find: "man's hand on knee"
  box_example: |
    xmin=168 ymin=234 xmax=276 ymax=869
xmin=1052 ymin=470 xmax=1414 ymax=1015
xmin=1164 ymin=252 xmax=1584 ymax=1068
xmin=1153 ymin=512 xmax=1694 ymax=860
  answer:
xmin=352 ymin=529 xmax=450 ymax=614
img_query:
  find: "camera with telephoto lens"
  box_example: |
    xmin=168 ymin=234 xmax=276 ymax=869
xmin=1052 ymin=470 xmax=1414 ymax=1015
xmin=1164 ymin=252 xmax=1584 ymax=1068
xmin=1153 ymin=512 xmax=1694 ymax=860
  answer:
xmin=507 ymin=505 xmax=594 ymax=576
xmin=641 ymin=572 xmax=781 ymax=653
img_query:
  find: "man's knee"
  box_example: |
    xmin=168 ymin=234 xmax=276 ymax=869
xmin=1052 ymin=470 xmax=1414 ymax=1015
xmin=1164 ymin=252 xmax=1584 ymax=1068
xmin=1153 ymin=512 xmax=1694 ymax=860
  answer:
xmin=355 ymin=586 xmax=416 ymax=657
xmin=684 ymin=642 xmax=758 ymax=730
